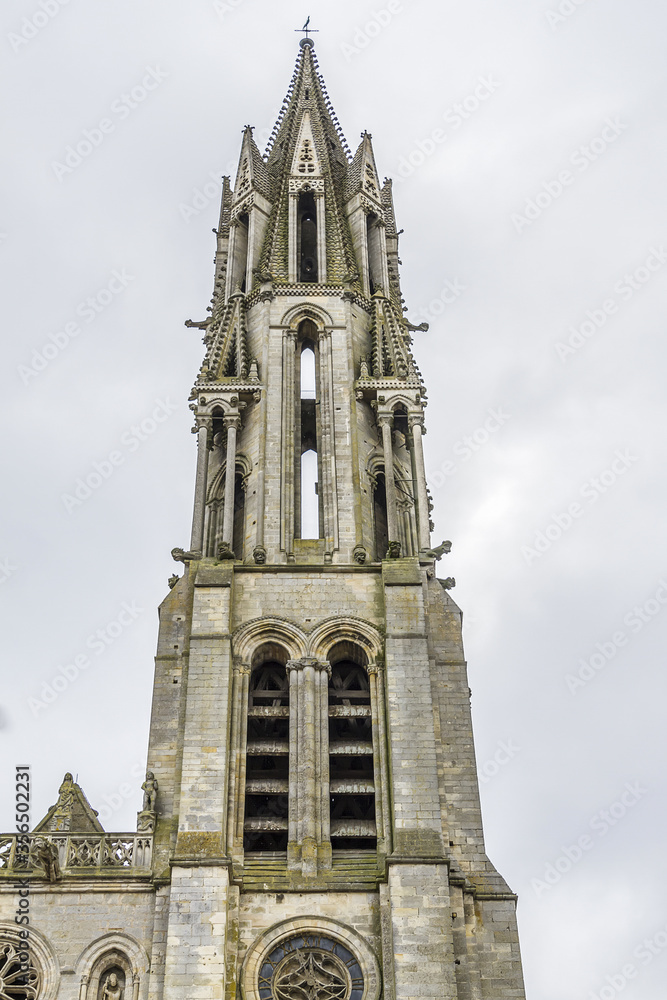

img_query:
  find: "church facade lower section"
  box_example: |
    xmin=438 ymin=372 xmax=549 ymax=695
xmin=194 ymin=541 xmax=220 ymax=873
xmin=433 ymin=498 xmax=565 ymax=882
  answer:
xmin=0 ymin=37 xmax=526 ymax=1000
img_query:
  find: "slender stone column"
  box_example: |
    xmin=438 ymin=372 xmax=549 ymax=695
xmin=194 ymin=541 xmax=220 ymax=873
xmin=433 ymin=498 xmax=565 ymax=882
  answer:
xmin=287 ymin=660 xmax=300 ymax=868
xmin=286 ymin=656 xmax=331 ymax=873
xmin=301 ymin=658 xmax=318 ymax=873
xmin=227 ymin=661 xmax=250 ymax=854
xmin=369 ymin=661 xmax=392 ymax=855
xmin=316 ymin=192 xmax=326 ymax=282
xmin=378 ymin=413 xmax=399 ymax=546
xmin=410 ymin=413 xmax=431 ymax=551
xmin=318 ymin=330 xmax=339 ymax=550
xmin=464 ymin=891 xmax=484 ymax=999
xmin=318 ymin=664 xmax=331 ymax=868
xmin=190 ymin=420 xmax=210 ymax=552
xmin=221 ymin=414 xmax=241 ymax=547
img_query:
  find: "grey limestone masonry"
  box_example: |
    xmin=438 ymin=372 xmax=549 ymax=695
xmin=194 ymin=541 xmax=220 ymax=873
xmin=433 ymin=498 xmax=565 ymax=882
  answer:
xmin=1 ymin=38 xmax=526 ymax=1000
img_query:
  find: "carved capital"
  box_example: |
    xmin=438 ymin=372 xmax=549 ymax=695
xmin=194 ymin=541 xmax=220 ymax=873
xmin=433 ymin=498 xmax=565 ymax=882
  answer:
xmin=408 ymin=413 xmax=424 ymax=431
xmin=377 ymin=412 xmax=394 ymax=429
xmin=287 ymin=657 xmax=331 ymax=677
xmin=223 ymin=414 xmax=242 ymax=432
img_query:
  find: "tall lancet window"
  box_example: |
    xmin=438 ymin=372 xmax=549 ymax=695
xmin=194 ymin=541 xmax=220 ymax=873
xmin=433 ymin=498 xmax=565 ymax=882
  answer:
xmin=298 ymin=335 xmax=320 ymax=538
xmin=243 ymin=660 xmax=290 ymax=853
xmin=298 ymin=192 xmax=318 ymax=282
xmin=328 ymin=652 xmax=377 ymax=851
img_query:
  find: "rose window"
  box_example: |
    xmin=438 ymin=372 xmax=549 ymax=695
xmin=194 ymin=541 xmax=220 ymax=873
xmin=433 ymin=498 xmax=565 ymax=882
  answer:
xmin=259 ymin=935 xmax=364 ymax=1000
xmin=0 ymin=942 xmax=40 ymax=1000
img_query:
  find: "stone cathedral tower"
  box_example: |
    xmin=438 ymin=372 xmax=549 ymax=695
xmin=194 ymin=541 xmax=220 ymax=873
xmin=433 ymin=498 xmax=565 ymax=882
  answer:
xmin=0 ymin=37 xmax=525 ymax=1000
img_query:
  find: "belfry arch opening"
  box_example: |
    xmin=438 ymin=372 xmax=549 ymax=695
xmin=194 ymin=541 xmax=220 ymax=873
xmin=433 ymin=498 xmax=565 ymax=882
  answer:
xmin=327 ymin=644 xmax=377 ymax=852
xmin=243 ymin=650 xmax=290 ymax=853
xmin=298 ymin=192 xmax=318 ymax=282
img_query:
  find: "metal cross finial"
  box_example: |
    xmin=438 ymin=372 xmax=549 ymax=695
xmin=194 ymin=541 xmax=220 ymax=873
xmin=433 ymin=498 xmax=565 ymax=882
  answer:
xmin=295 ymin=16 xmax=318 ymax=39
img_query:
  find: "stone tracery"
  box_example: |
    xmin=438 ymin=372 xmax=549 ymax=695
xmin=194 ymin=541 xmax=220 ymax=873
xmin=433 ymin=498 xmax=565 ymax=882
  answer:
xmin=0 ymin=941 xmax=40 ymax=1000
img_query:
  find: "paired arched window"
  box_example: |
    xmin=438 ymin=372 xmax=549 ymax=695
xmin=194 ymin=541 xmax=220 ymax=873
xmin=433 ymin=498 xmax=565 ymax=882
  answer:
xmin=241 ymin=642 xmax=378 ymax=856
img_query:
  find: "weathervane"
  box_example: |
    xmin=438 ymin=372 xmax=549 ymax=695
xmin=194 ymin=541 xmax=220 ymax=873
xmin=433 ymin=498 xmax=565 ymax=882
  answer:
xmin=295 ymin=16 xmax=318 ymax=40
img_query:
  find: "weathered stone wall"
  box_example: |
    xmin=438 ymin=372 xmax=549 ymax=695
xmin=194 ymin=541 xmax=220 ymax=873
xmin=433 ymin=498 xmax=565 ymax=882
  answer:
xmin=0 ymin=884 xmax=155 ymax=1000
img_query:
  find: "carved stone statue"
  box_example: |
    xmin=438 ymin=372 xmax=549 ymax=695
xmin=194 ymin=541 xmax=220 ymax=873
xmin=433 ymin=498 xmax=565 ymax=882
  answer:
xmin=423 ymin=539 xmax=452 ymax=560
xmin=141 ymin=771 xmax=158 ymax=813
xmin=48 ymin=772 xmax=76 ymax=831
xmin=439 ymin=577 xmax=456 ymax=590
xmin=217 ymin=541 xmax=235 ymax=560
xmin=171 ymin=547 xmax=200 ymax=563
xmin=33 ymin=838 xmax=61 ymax=882
xmin=167 ymin=574 xmax=179 ymax=589
xmin=253 ymin=545 xmax=267 ymax=564
xmin=387 ymin=541 xmax=401 ymax=559
xmin=101 ymin=971 xmax=123 ymax=1000
xmin=353 ymin=545 xmax=367 ymax=565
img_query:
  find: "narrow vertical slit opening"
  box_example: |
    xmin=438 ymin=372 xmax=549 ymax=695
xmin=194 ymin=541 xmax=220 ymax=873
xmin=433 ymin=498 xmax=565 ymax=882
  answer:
xmin=232 ymin=471 xmax=245 ymax=560
xmin=298 ymin=193 xmax=318 ymax=283
xmin=373 ymin=472 xmax=389 ymax=560
xmin=232 ymin=212 xmax=249 ymax=292
xmin=366 ymin=212 xmax=382 ymax=295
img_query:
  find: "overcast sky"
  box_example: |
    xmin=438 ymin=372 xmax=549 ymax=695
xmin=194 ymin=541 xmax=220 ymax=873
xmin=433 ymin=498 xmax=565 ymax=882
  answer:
xmin=2 ymin=1 xmax=667 ymax=997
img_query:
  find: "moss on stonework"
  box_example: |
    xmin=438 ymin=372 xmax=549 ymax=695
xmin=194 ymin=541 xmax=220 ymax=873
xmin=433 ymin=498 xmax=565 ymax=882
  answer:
xmin=174 ymin=831 xmax=225 ymax=859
